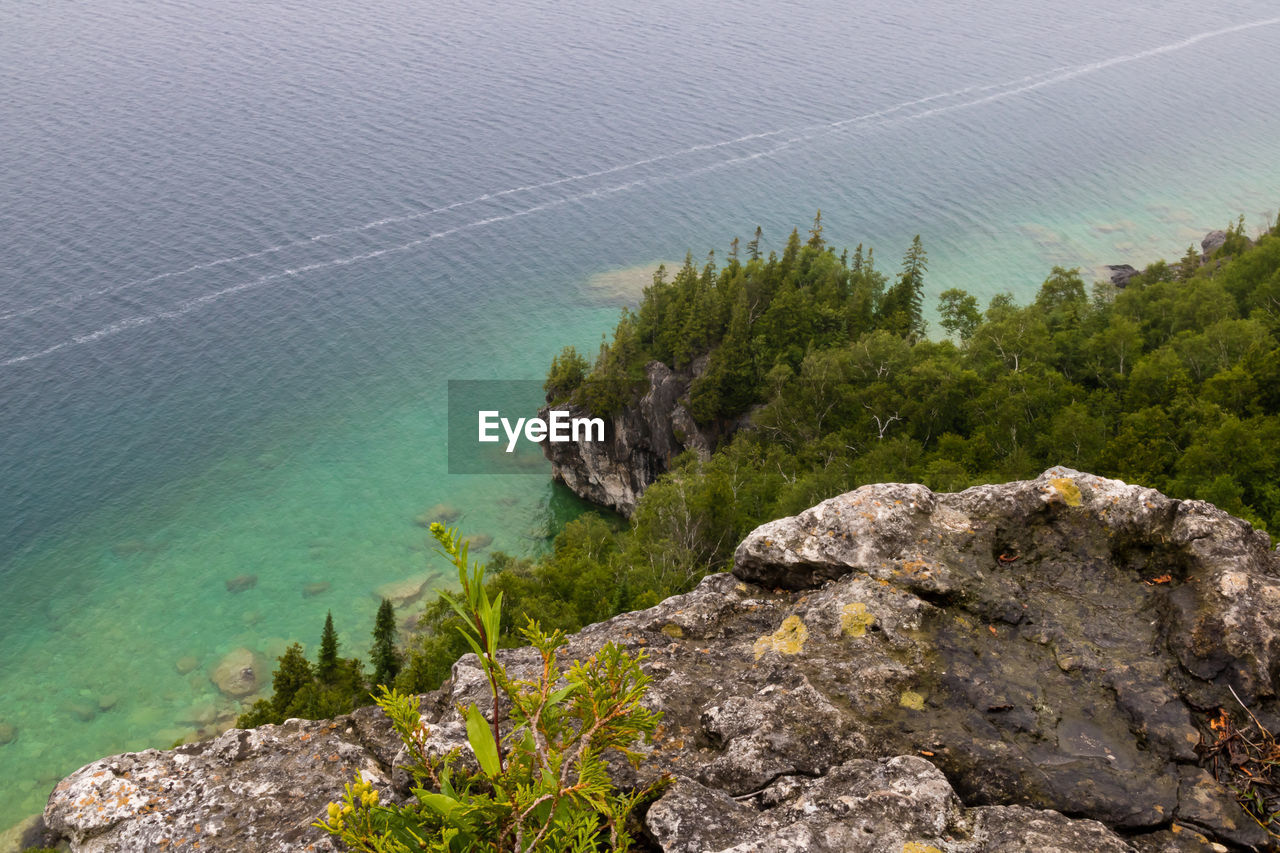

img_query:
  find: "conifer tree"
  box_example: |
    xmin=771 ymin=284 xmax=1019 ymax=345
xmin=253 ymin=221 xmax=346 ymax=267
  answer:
xmin=317 ymin=611 xmax=339 ymax=684
xmin=746 ymin=225 xmax=763 ymax=261
xmin=877 ymin=235 xmax=928 ymax=337
xmin=370 ymin=598 xmax=401 ymax=688
xmin=1178 ymin=244 xmax=1201 ymax=281
xmin=271 ymin=642 xmax=314 ymax=718
xmin=807 ymin=210 xmax=825 ymax=249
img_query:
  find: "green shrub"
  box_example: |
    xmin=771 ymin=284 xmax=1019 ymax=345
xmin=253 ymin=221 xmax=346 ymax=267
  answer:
xmin=317 ymin=525 xmax=664 ymax=852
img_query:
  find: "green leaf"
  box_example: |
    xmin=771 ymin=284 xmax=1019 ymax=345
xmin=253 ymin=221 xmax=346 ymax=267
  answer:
xmin=465 ymin=704 xmax=500 ymax=777
xmin=418 ymin=792 xmax=460 ymax=817
xmin=548 ymin=684 xmax=577 ymax=706
xmin=455 ymin=626 xmax=484 ymax=660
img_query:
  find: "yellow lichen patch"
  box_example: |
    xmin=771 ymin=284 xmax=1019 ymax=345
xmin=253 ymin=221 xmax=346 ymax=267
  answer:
xmin=900 ymin=559 xmax=932 ymax=577
xmin=660 ymin=623 xmax=684 ymax=639
xmin=840 ymin=602 xmax=876 ymax=637
xmin=902 ymin=842 xmax=943 ymax=853
xmin=753 ymin=615 xmax=809 ymax=659
xmin=899 ymin=691 xmax=926 ymax=711
xmin=1049 ymin=477 xmax=1082 ymax=506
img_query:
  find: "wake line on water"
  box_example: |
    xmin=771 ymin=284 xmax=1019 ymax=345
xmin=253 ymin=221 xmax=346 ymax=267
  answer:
xmin=3 ymin=14 xmax=1278 ymax=369
xmin=0 ymin=72 xmax=1064 ymax=325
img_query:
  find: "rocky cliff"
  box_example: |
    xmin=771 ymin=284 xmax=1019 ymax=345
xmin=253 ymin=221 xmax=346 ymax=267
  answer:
xmin=539 ymin=360 xmax=731 ymax=516
xmin=43 ymin=469 xmax=1280 ymax=851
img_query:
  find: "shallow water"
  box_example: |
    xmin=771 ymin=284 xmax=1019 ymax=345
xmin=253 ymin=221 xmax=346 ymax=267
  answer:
xmin=2 ymin=0 xmax=1279 ymax=828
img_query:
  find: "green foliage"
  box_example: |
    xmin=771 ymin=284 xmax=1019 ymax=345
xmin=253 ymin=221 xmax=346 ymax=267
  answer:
xmin=317 ymin=529 xmax=663 ymax=852
xmin=937 ymin=288 xmax=980 ymax=340
xmin=237 ymin=613 xmax=379 ymax=728
xmin=318 ymin=611 xmax=340 ymax=684
xmin=372 ymin=598 xmax=403 ymax=690
xmin=544 ymin=346 xmax=589 ymax=403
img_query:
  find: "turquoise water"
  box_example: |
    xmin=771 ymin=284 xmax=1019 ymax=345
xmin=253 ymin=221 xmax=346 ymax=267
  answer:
xmin=2 ymin=0 xmax=1280 ymax=829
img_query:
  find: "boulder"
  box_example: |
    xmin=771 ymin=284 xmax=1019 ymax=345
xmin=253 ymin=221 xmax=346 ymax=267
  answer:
xmin=0 ymin=720 xmax=15 ymax=745
xmin=301 ymin=581 xmax=330 ymax=598
xmin=462 ymin=533 xmax=493 ymax=551
xmin=209 ymin=647 xmax=266 ymax=699
xmin=1202 ymin=229 xmax=1228 ymax=256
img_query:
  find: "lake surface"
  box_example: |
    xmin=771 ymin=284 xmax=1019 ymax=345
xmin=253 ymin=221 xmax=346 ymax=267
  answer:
xmin=1 ymin=0 xmax=1278 ymax=829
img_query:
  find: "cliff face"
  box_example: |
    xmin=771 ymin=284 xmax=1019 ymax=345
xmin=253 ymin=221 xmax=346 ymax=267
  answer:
xmin=44 ymin=469 xmax=1280 ymax=852
xmin=539 ymin=360 xmax=731 ymax=516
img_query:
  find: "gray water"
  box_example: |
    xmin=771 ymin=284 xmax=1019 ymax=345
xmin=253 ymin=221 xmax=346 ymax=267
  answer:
xmin=1 ymin=0 xmax=1278 ymax=829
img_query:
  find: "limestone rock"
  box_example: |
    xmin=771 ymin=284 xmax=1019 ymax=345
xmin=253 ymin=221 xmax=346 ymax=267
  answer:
xmin=539 ymin=360 xmax=733 ymax=516
xmin=646 ymin=758 xmax=1135 ymax=853
xmin=209 ymin=647 xmax=266 ymax=698
xmin=44 ymin=708 xmax=408 ymax=853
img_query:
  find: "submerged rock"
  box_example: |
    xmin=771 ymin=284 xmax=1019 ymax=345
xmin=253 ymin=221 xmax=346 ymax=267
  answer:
xmin=174 ymin=655 xmax=200 ymax=675
xmin=301 ymin=581 xmax=331 ymax=598
xmin=44 ymin=470 xmax=1280 ymax=851
xmin=208 ymin=647 xmax=266 ymax=699
xmin=462 ymin=533 xmax=492 ymax=551
xmin=414 ymin=503 xmax=461 ymax=527
xmin=0 ymin=720 xmax=15 ymax=745
xmin=224 ymin=574 xmax=257 ymax=594
xmin=374 ymin=576 xmax=428 ymax=607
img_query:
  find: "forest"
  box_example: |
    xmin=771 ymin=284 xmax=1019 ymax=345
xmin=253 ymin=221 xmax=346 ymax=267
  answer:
xmin=245 ymin=211 xmax=1280 ymax=720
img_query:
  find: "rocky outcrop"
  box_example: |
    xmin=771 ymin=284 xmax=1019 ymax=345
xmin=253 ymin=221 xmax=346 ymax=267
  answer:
xmin=1202 ymin=230 xmax=1229 ymax=257
xmin=1105 ymin=263 xmax=1140 ymax=287
xmin=540 ymin=360 xmax=730 ymax=515
xmin=45 ymin=469 xmax=1280 ymax=851
xmin=42 ymin=710 xmax=404 ymax=853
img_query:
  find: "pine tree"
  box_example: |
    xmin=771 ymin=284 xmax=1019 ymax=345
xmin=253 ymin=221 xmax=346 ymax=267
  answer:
xmin=1177 ymin=244 xmax=1201 ymax=282
xmin=746 ymin=226 xmax=763 ymax=261
xmin=271 ymin=643 xmax=314 ymax=718
xmin=318 ymin=611 xmax=339 ymax=684
xmin=370 ymin=598 xmax=401 ymax=689
xmin=806 ymin=210 xmax=825 ymax=249
xmin=877 ymin=235 xmax=928 ymax=337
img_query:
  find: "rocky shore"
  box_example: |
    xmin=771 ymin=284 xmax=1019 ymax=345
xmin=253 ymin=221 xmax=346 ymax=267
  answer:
xmin=37 ymin=469 xmax=1280 ymax=851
